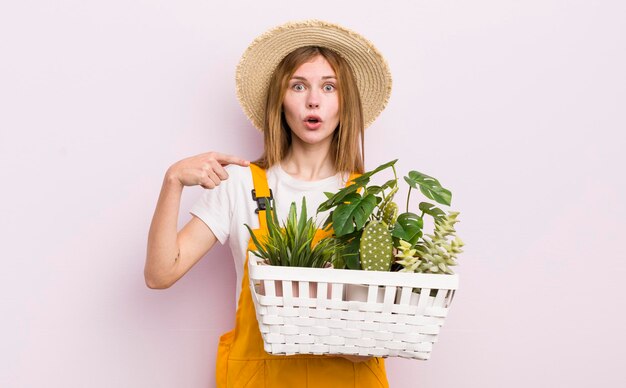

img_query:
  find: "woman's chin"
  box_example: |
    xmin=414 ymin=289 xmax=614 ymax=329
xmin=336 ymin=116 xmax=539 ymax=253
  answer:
xmin=291 ymin=127 xmax=335 ymax=146
xmin=294 ymin=133 xmax=333 ymax=147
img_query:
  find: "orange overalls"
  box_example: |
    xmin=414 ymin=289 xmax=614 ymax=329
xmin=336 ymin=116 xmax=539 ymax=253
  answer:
xmin=215 ymin=163 xmax=389 ymax=387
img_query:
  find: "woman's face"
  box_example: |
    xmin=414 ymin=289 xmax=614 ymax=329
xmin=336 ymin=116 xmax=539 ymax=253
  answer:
xmin=282 ymin=55 xmax=340 ymax=148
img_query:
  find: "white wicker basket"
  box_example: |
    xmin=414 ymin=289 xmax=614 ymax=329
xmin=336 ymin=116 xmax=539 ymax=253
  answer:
xmin=248 ymin=252 xmax=459 ymax=360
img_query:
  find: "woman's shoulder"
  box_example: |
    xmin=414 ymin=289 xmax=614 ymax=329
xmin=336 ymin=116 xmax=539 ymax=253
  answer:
xmin=224 ymin=163 xmax=250 ymax=175
xmin=224 ymin=164 xmax=253 ymax=186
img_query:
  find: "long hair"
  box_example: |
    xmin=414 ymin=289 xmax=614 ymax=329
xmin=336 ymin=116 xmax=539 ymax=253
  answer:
xmin=252 ymin=46 xmax=365 ymax=175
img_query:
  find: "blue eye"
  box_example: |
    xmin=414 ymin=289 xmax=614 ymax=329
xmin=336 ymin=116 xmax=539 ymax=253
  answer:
xmin=293 ymin=84 xmax=305 ymax=91
xmin=323 ymin=84 xmax=335 ymax=92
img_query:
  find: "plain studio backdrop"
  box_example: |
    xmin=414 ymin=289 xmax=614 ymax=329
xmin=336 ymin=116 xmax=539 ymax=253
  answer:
xmin=1 ymin=1 xmax=624 ymax=387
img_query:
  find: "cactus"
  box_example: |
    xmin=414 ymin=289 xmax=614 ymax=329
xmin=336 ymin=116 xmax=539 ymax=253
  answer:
xmin=360 ymin=220 xmax=394 ymax=271
xmin=382 ymin=201 xmax=398 ymax=227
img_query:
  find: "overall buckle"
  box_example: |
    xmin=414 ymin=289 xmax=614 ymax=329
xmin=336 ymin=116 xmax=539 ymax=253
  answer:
xmin=251 ymin=189 xmax=273 ymax=214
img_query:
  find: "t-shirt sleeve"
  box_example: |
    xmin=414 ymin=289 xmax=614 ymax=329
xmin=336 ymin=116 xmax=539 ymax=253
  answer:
xmin=189 ymin=170 xmax=235 ymax=245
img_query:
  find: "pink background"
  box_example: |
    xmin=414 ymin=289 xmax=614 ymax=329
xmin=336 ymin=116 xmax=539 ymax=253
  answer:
xmin=1 ymin=1 xmax=624 ymax=387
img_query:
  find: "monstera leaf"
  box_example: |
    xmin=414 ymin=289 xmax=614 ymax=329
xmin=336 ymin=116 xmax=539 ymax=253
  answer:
xmin=331 ymin=193 xmax=379 ymax=237
xmin=391 ymin=212 xmax=424 ymax=245
xmin=404 ymin=170 xmax=452 ymax=206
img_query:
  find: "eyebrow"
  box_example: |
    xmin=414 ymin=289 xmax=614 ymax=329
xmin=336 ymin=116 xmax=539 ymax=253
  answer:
xmin=290 ymin=75 xmax=337 ymax=81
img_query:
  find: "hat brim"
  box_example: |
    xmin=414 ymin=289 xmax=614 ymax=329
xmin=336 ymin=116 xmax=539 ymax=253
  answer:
xmin=236 ymin=19 xmax=392 ymax=132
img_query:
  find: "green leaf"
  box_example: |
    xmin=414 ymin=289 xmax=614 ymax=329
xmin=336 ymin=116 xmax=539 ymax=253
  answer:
xmin=392 ymin=212 xmax=424 ymax=245
xmin=381 ymin=179 xmax=397 ymax=190
xmin=318 ymin=160 xmax=398 ymax=215
xmin=264 ymin=197 xmax=280 ymax=242
xmin=352 ymin=159 xmax=398 ymax=185
xmin=345 ymin=250 xmax=360 ymax=269
xmin=342 ymin=235 xmax=362 ymax=270
xmin=249 ymin=196 xmax=345 ymax=268
xmin=418 ymin=202 xmax=446 ymax=220
xmin=378 ymin=184 xmax=398 ymax=214
xmin=297 ymin=197 xmax=307 ymax=233
xmin=321 ymin=211 xmax=334 ymax=231
xmin=331 ymin=193 xmax=378 ymax=237
xmin=333 ymin=254 xmax=345 ymax=269
xmin=245 ymin=223 xmax=267 ymax=257
xmin=367 ymin=179 xmax=397 ymax=197
xmin=316 ymin=183 xmax=360 ymax=213
xmin=366 ymin=185 xmax=383 ymax=195
xmin=404 ymin=170 xmax=452 ymax=206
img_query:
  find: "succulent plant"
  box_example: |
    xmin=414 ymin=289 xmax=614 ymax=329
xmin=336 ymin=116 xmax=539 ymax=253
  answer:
xmin=399 ymin=211 xmax=464 ymax=274
xmin=394 ymin=239 xmax=421 ymax=272
xmin=360 ymin=220 xmax=394 ymax=271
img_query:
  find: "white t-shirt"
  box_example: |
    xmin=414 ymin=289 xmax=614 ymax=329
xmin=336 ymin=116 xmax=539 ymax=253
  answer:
xmin=190 ymin=163 xmax=351 ymax=304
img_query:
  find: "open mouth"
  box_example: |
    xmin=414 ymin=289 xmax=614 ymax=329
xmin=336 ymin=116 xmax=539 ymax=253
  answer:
xmin=304 ymin=115 xmax=322 ymax=124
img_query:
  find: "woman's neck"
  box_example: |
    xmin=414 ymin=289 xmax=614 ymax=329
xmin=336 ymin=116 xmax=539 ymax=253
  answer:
xmin=281 ymin=144 xmax=336 ymax=181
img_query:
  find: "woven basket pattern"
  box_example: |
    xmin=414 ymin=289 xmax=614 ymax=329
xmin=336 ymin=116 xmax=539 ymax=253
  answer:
xmin=248 ymin=253 xmax=459 ymax=360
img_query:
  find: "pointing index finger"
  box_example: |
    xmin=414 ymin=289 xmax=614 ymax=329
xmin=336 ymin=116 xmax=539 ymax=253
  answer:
xmin=216 ymin=153 xmax=250 ymax=167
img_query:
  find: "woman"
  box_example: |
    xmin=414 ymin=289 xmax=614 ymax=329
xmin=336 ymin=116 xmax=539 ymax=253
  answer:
xmin=145 ymin=20 xmax=392 ymax=387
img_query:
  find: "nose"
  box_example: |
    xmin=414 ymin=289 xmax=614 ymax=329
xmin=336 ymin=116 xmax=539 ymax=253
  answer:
xmin=306 ymin=89 xmax=320 ymax=109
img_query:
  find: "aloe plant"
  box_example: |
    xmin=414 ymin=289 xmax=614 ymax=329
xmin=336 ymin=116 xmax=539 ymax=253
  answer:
xmin=245 ymin=197 xmax=343 ymax=268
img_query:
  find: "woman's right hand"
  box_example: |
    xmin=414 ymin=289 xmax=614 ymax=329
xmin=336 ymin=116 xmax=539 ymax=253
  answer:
xmin=145 ymin=152 xmax=249 ymax=288
xmin=165 ymin=151 xmax=250 ymax=189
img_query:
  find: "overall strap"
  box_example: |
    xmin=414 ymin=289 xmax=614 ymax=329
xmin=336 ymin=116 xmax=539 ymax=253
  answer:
xmin=249 ymin=164 xmax=363 ymax=230
xmin=249 ymin=163 xmax=273 ymax=231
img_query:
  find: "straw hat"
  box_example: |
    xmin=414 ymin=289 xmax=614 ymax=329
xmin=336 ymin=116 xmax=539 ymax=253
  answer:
xmin=236 ymin=19 xmax=392 ymax=132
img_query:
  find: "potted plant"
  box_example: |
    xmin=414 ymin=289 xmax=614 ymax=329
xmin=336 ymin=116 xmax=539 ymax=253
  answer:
xmin=245 ymin=197 xmax=343 ymax=297
xmin=316 ymin=159 xmax=463 ymax=301
xmin=245 ymin=161 xmax=462 ymax=360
